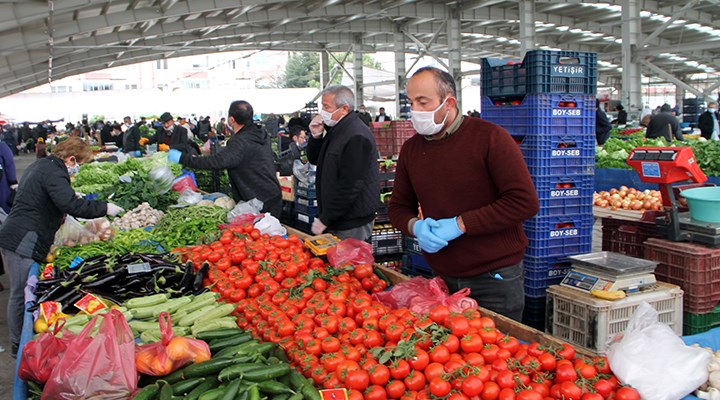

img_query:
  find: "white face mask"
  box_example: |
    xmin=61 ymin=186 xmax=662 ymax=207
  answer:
xmin=411 ymin=98 xmax=449 ymax=136
xmin=320 ymin=108 xmax=340 ymax=127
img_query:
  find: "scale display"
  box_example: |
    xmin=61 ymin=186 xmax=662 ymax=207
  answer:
xmin=560 ymin=252 xmax=658 ymax=293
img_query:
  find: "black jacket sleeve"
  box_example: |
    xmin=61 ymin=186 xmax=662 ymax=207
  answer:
xmin=672 ymin=118 xmax=683 ymax=141
xmin=306 ymin=134 xmax=324 ymax=165
xmin=180 ymin=138 xmax=245 ymax=170
xmin=45 ymin=169 xmax=107 ymax=219
xmin=698 ymin=113 xmax=713 ymax=139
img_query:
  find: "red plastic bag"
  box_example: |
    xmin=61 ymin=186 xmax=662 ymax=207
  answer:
xmin=135 ymin=312 xmax=211 ymax=376
xmin=42 ymin=309 xmax=137 ymax=400
xmin=372 ymin=276 xmax=478 ymax=315
xmin=327 ymin=238 xmax=375 ymax=267
xmin=18 ymin=319 xmax=76 ymax=384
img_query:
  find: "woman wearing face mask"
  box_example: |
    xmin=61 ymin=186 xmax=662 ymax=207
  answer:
xmin=0 ymin=137 xmax=123 ymax=358
xmin=387 ymin=66 xmax=539 ymax=322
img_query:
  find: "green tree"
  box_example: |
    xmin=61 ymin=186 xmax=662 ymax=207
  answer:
xmin=283 ymin=52 xmax=384 ymax=88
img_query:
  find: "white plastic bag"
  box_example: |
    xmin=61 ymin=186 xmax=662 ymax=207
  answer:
xmin=178 ymin=188 xmax=203 ymax=205
xmin=148 ymin=166 xmax=174 ymax=194
xmin=227 ymin=198 xmax=264 ymax=222
xmin=254 ymin=213 xmax=286 ymax=237
xmin=607 ymin=302 xmax=711 ymax=400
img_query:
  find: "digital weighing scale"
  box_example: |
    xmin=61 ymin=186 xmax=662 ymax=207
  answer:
xmin=626 ymin=146 xmax=720 ymax=246
xmin=560 ymin=252 xmax=658 ymax=293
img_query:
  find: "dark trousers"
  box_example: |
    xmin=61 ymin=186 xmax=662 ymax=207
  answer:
xmin=441 ymin=262 xmax=525 ymax=322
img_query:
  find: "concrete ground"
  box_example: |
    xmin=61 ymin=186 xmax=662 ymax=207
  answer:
xmin=0 ymin=151 xmax=607 ymax=397
xmin=1 ymin=152 xmax=39 ymax=398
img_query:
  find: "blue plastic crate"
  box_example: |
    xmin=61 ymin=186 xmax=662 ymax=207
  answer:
xmin=532 ymin=175 xmax=594 ymax=216
xmin=522 ymin=296 xmax=547 ymax=330
xmin=294 ymin=212 xmax=315 ymax=233
xmin=524 ymin=255 xmax=574 ymax=297
xmin=481 ymin=94 xmax=596 ymax=137
xmin=402 ymin=253 xmax=434 ymax=277
xmin=294 ymin=180 xmax=317 ymax=199
xmin=516 ymin=134 xmax=596 ymax=161
xmin=295 ymin=196 xmax=318 ymax=207
xmin=524 ymin=155 xmax=595 ymax=177
xmin=294 ymin=201 xmax=319 ymax=217
xmin=482 ymin=50 xmax=597 ymax=97
xmin=524 ymin=214 xmax=594 ymax=257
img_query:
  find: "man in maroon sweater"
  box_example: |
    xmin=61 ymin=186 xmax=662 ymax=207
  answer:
xmin=388 ymin=67 xmax=539 ymax=321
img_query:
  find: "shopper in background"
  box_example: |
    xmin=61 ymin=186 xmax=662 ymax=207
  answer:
xmin=122 ymin=116 xmax=143 ymax=156
xmin=596 ymin=99 xmax=612 ymax=145
xmin=612 ymin=104 xmax=628 ymax=125
xmin=356 ymin=105 xmax=372 ymax=126
xmin=646 ymin=103 xmax=683 ymax=142
xmin=375 ymin=107 xmax=392 ymax=122
xmin=168 ymin=100 xmax=282 ymax=217
xmin=640 ymin=105 xmax=653 ymax=127
xmin=35 ymin=137 xmax=47 ymax=158
xmin=264 ymin=113 xmax=280 ymax=140
xmin=0 ymin=141 xmax=17 ymax=214
xmin=147 ymin=112 xmax=193 ymax=153
xmin=387 ymin=66 xmax=539 ymax=322
xmin=698 ymin=102 xmax=720 ymax=140
xmin=307 ymin=85 xmax=380 ymax=241
xmin=0 ymin=137 xmax=123 ymax=357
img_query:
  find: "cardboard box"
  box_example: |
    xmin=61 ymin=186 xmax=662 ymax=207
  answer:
xmin=277 ymin=174 xmax=294 ymax=202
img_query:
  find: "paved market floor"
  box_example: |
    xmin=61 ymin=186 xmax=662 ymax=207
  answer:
xmin=0 ymin=152 xmax=605 ymax=396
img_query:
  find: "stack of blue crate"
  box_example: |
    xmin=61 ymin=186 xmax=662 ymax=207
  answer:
xmin=481 ymin=50 xmax=597 ymax=330
xmin=294 ymin=180 xmax=318 ymax=233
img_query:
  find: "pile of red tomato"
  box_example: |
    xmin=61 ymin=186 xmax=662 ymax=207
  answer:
xmin=176 ymin=224 xmax=641 ymax=400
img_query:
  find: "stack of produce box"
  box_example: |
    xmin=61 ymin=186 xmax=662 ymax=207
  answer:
xmin=372 ymin=160 xmax=404 ymax=268
xmin=481 ymin=50 xmax=597 ymax=330
xmin=293 ymin=179 xmax=317 ymax=233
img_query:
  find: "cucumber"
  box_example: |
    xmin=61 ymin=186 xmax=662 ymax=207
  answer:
xmin=274 ymin=346 xmax=290 ymax=362
xmin=289 ymin=369 xmax=308 ymax=390
xmin=256 ymin=380 xmax=294 ymax=395
xmin=273 ymin=395 xmax=292 ymax=400
xmin=300 ymin=383 xmax=322 ymax=400
xmin=196 ymin=328 xmax=245 ymax=341
xmin=214 ymin=340 xmax=259 ymax=358
xmin=171 ymin=377 xmax=205 ymax=396
xmin=198 ymin=387 xmax=225 ymax=400
xmin=125 ymin=293 xmax=169 ymax=309
xmin=218 ymin=363 xmax=266 ymax=382
xmin=133 ymin=383 xmax=160 ymax=400
xmin=208 ymin=333 xmax=253 ymax=352
xmin=184 ymin=378 xmax=219 ymax=400
xmin=219 ymin=378 xmax=242 ymax=400
xmin=178 ymin=304 xmax=219 ymax=327
xmin=247 ymin=384 xmax=260 ymax=400
xmin=241 ymin=363 xmax=290 ymax=381
xmin=159 ymin=381 xmax=174 ymax=400
xmin=180 ymin=357 xmax=244 ymax=379
xmin=141 ymin=327 xmax=189 ymax=344
xmin=288 ymin=393 xmax=304 ymax=400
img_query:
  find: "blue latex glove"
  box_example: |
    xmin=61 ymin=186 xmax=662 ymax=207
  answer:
xmin=413 ymin=218 xmax=448 ymax=254
xmin=432 ymin=217 xmax=464 ymax=242
xmin=117 ymin=148 xmax=123 ymax=153
xmin=133 ymin=150 xmax=142 ymax=157
xmin=167 ymin=149 xmax=182 ymax=163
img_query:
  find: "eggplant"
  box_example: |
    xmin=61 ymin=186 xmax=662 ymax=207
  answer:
xmin=82 ymin=269 xmax=127 ymax=289
xmin=193 ymin=263 xmax=209 ymax=293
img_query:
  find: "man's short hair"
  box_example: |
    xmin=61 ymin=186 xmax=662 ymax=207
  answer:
xmin=412 ymin=66 xmax=456 ymax=100
xmin=321 ymin=85 xmax=355 ymax=110
xmin=709 ymin=102 xmax=718 ymax=107
xmin=228 ymin=100 xmax=254 ymax=126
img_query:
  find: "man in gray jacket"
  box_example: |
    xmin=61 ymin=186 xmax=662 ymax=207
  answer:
xmin=169 ymin=101 xmax=282 ymax=217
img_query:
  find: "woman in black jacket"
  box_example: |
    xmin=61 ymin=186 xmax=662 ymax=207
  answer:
xmin=0 ymin=137 xmax=122 ymax=357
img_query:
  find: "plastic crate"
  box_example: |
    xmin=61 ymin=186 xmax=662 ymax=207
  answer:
xmin=546 ymin=282 xmax=684 ymax=354
xmin=371 ymin=224 xmax=403 ymax=256
xmin=481 ymin=94 xmax=596 ymax=138
xmin=482 ymin=50 xmax=597 ymax=97
xmin=524 ymin=255 xmax=574 ymax=298
xmin=402 ymin=253 xmax=434 ymax=277
xmin=376 ymin=204 xmax=389 ymax=223
xmin=684 ymin=304 xmax=720 ymax=335
xmin=404 ymin=235 xmax=421 ymax=254
xmin=644 ymin=238 xmax=720 ymax=314
xmin=371 ymin=121 xmax=417 ymax=157
xmin=522 ymin=296 xmax=547 ymax=331
xmin=294 ymin=212 xmax=315 ymax=233
xmin=523 ymin=214 xmax=594 ymax=257
xmin=294 ymin=180 xmax=317 ymax=199
xmin=532 ymin=175 xmax=594 ymax=216
xmin=516 ymin=134 xmax=596 ymax=162
xmin=601 ymin=217 xmax=663 ymax=258
xmin=375 ymin=255 xmax=404 ymax=273
xmin=296 ymin=196 xmax=318 ymax=207
xmin=294 ymin=201 xmax=319 ymax=217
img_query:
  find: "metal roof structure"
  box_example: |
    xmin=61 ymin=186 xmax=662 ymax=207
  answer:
xmin=1 ymin=0 xmax=719 ymax=100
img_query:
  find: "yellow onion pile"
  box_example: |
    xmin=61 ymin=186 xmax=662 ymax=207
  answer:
xmin=593 ymin=186 xmax=664 ymax=211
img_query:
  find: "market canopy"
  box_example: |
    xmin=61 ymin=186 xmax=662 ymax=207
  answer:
xmin=1 ymin=0 xmax=720 ymax=97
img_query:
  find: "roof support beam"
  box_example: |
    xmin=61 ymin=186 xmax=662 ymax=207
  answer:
xmin=638 ymin=0 xmax=699 ymax=48
xmin=621 ymin=0 xmax=643 ymax=111
xmin=447 ymin=5 xmax=463 ymax=110
xmin=640 ymin=59 xmax=704 ymax=97
xmin=518 ymin=0 xmax=536 ymax=54
xmin=394 ymin=24 xmax=406 ymax=119
xmin=353 ymin=35 xmax=364 ymax=107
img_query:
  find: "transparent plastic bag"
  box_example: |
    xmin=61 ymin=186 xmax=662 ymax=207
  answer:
xmin=607 ymin=302 xmax=711 ymax=400
xmin=83 ymin=217 xmax=115 ymax=241
xmin=327 ymin=238 xmax=375 ymax=268
xmin=373 ymin=276 xmax=478 ymax=315
xmin=42 ymin=309 xmax=137 ymax=400
xmin=178 ymin=188 xmax=203 ymax=205
xmin=254 ymin=213 xmax=286 ymax=236
xmin=135 ymin=312 xmax=211 ymax=376
xmin=293 ymin=160 xmax=316 ymax=186
xmin=18 ymin=319 xmax=76 ymax=384
xmin=53 ymin=216 xmax=93 ymax=247
xmin=149 ymin=165 xmax=175 ymax=194
xmin=227 ymin=198 xmax=264 ymax=222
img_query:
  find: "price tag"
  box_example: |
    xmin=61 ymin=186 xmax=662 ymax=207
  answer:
xmin=74 ymin=293 xmax=108 ymax=315
xmin=69 ymin=256 xmax=84 ymax=269
xmin=42 ymin=263 xmax=55 ymax=280
xmin=320 ymin=389 xmax=348 ymax=400
xmin=128 ymin=262 xmax=151 ymax=274
xmin=40 ymin=301 xmax=62 ymax=322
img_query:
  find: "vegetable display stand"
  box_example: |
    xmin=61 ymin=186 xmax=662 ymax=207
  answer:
xmin=644 ymin=238 xmax=720 ymax=314
xmin=14 ymin=263 xmax=40 ymax=400
xmin=371 ymin=223 xmax=403 ymax=256
xmin=601 ymin=217 xmax=663 ymax=258
xmin=546 ymin=282 xmax=684 ymax=354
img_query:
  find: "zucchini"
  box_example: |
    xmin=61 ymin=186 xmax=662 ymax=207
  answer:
xmin=241 ymin=363 xmax=290 ymax=381
xmin=140 ymin=327 xmax=191 ymax=343
xmin=256 ymin=381 xmax=294 ymax=395
xmin=193 ymin=303 xmax=236 ymax=325
xmin=174 ymin=292 xmax=219 ymax=316
xmin=129 ymin=319 xmax=160 ymax=333
xmin=133 ymin=383 xmax=160 ymax=400
xmin=219 ymin=378 xmax=243 ymax=400
xmin=184 ymin=378 xmax=219 ymax=400
xmin=159 ymin=381 xmax=174 ymax=400
xmin=178 ymin=304 xmax=219 ymax=327
xmin=196 ymin=328 xmax=245 ymax=341
xmin=183 ymin=357 xmax=250 ymax=379
xmin=191 ymin=318 xmax=237 ymax=337
xmin=131 ymin=297 xmax=191 ymax=320
xmin=125 ymin=293 xmax=169 ymax=309
xmin=218 ymin=363 xmax=266 ymax=382
xmin=208 ymin=332 xmax=253 ymax=352
xmin=171 ymin=377 xmax=205 ymax=396
xmin=198 ymin=387 xmax=225 ymax=400
xmin=63 ymin=314 xmax=91 ymax=327
xmin=153 ymin=296 xmax=193 ymax=317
